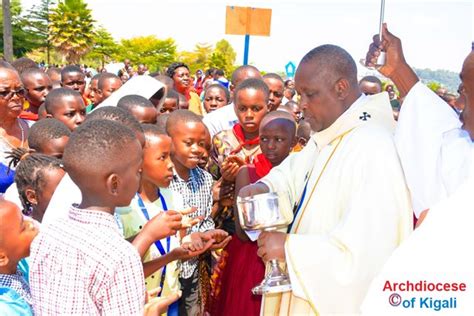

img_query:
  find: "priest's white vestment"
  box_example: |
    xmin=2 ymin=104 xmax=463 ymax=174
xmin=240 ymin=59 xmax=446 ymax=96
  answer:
xmin=394 ymin=82 xmax=472 ymax=218
xmin=259 ymin=93 xmax=413 ymax=315
xmin=361 ymin=149 xmax=474 ymax=315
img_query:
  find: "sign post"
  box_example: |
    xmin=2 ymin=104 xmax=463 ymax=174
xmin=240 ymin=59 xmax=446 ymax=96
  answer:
xmin=243 ymin=35 xmax=250 ymax=65
xmin=225 ymin=6 xmax=272 ymax=65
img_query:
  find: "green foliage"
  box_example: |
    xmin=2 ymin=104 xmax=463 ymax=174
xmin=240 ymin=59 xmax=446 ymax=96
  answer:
xmin=0 ymin=0 xmax=44 ymax=57
xmin=23 ymin=0 xmax=55 ymax=61
xmin=8 ymin=1 xmax=237 ymax=74
xmin=177 ymin=39 xmax=237 ymax=76
xmin=414 ymin=68 xmax=461 ymax=93
xmin=49 ymin=0 xmax=95 ymax=64
xmin=26 ymin=47 xmax=63 ymax=66
xmin=1 ymin=0 xmax=21 ymax=17
xmin=24 ymin=0 xmax=54 ymax=43
xmin=209 ymin=39 xmax=236 ymax=76
xmin=178 ymin=43 xmax=213 ymax=73
xmin=85 ymin=26 xmax=118 ymax=67
xmin=426 ymin=81 xmax=442 ymax=93
xmin=114 ymin=36 xmax=177 ymax=72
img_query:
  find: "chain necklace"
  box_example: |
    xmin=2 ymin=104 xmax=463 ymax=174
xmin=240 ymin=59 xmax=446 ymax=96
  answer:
xmin=0 ymin=119 xmax=25 ymax=148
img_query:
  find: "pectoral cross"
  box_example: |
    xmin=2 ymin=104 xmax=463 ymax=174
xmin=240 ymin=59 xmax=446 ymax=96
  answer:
xmin=359 ymin=112 xmax=371 ymax=121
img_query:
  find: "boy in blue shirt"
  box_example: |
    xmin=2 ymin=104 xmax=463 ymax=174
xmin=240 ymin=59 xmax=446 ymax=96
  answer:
xmin=0 ymin=199 xmax=38 ymax=315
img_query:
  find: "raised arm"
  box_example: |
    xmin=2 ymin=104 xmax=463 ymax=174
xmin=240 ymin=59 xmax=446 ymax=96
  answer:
xmin=365 ymin=23 xmax=418 ymax=98
xmin=366 ymin=23 xmax=471 ymax=218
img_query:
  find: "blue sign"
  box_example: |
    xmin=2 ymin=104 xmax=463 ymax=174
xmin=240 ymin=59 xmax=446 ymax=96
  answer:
xmin=285 ymin=62 xmax=296 ymax=78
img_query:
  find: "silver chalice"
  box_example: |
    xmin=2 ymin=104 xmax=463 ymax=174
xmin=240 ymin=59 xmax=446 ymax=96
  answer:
xmin=236 ymin=191 xmax=293 ymax=295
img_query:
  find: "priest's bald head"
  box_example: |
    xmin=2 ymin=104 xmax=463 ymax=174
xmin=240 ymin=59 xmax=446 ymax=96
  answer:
xmin=295 ymin=44 xmax=361 ymax=132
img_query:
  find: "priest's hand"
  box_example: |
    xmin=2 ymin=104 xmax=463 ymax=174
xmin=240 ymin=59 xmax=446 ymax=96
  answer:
xmin=365 ymin=23 xmax=406 ymax=78
xmin=238 ymin=182 xmax=270 ymax=199
xmin=257 ymin=231 xmax=287 ymax=262
xmin=365 ymin=23 xmax=418 ymax=97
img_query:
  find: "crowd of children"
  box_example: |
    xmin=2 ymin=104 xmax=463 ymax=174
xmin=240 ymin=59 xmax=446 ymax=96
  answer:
xmin=0 ymin=58 xmax=310 ymax=315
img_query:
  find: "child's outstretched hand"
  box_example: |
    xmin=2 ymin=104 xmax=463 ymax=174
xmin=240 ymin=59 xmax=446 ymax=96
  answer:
xmin=212 ymin=179 xmax=223 ymax=202
xmin=133 ymin=210 xmax=187 ymax=259
xmin=173 ymin=236 xmax=215 ymax=261
xmin=179 ymin=207 xmax=201 ymax=229
xmin=202 ymin=229 xmax=232 ymax=250
xmin=142 ymin=210 xmax=183 ymax=241
xmin=145 ymin=287 xmax=162 ymax=303
xmin=177 ymin=207 xmax=202 ymax=240
xmin=219 ymin=181 xmax=235 ymax=201
xmin=221 ymin=155 xmax=245 ymax=182
xmin=144 ymin=287 xmax=181 ymax=315
xmin=220 ymin=161 xmax=240 ymax=182
xmin=181 ymin=231 xmax=203 ymax=247
xmin=226 ymin=155 xmax=245 ymax=167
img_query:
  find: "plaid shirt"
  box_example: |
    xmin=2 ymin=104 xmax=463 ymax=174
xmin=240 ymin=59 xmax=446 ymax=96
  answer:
xmin=30 ymin=206 xmax=145 ymax=315
xmin=169 ymin=167 xmax=215 ymax=279
xmin=0 ymin=269 xmax=32 ymax=307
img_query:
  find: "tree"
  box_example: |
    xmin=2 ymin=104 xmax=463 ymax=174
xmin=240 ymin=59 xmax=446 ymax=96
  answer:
xmin=24 ymin=0 xmax=55 ymax=64
xmin=415 ymin=68 xmax=460 ymax=93
xmin=0 ymin=0 xmax=42 ymax=58
xmin=426 ymin=81 xmax=442 ymax=93
xmin=178 ymin=39 xmax=237 ymax=76
xmin=209 ymin=39 xmax=236 ymax=76
xmin=178 ymin=43 xmax=213 ymax=73
xmin=86 ymin=26 xmax=118 ymax=68
xmin=49 ymin=0 xmax=95 ymax=64
xmin=115 ymin=36 xmax=177 ymax=72
xmin=2 ymin=0 xmax=13 ymax=61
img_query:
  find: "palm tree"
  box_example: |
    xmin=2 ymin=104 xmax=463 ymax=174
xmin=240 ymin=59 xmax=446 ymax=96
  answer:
xmin=49 ymin=0 xmax=94 ymax=64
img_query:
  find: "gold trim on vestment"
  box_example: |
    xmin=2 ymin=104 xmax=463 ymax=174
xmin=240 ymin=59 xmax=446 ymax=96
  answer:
xmin=286 ymin=236 xmax=320 ymax=315
xmin=292 ymin=128 xmax=355 ymax=233
xmin=263 ymin=128 xmax=355 ymax=315
xmin=281 ymin=129 xmax=355 ymax=315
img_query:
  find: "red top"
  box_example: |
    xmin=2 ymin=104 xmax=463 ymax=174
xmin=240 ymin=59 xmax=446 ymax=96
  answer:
xmin=19 ymin=111 xmax=38 ymax=121
xmin=252 ymin=153 xmax=273 ymax=179
xmin=230 ymin=124 xmax=260 ymax=155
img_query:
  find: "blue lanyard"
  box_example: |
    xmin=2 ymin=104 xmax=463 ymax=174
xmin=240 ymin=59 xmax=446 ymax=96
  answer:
xmin=287 ymin=182 xmax=308 ymax=233
xmin=136 ymin=192 xmax=170 ymax=296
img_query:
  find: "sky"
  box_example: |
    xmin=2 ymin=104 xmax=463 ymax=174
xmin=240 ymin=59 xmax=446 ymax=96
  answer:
xmin=22 ymin=0 xmax=473 ymax=75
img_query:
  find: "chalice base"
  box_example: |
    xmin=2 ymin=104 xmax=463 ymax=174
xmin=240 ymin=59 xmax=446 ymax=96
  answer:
xmin=252 ymin=260 xmax=292 ymax=295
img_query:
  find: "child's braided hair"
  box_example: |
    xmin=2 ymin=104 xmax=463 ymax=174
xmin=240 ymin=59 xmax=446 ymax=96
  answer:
xmin=6 ymin=147 xmax=63 ymax=214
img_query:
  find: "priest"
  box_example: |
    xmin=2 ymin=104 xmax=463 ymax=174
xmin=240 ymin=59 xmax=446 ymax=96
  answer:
xmin=361 ymin=154 xmax=474 ymax=315
xmin=360 ymin=24 xmax=474 ymax=314
xmin=239 ymin=44 xmax=413 ymax=315
xmin=365 ymin=24 xmax=473 ymax=224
